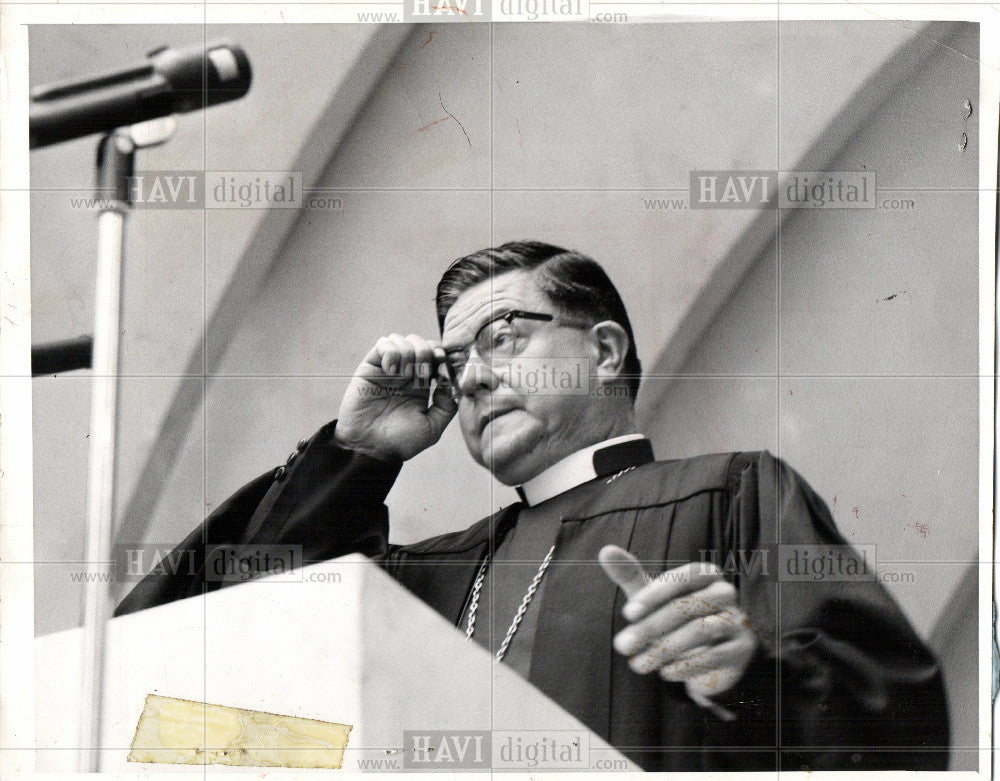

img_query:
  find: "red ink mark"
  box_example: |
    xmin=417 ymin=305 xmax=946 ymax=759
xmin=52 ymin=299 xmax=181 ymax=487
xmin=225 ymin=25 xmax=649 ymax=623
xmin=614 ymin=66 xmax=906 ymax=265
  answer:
xmin=832 ymin=495 xmax=837 ymax=507
xmin=852 ymin=507 xmax=859 ymax=519
xmin=417 ymin=116 xmax=451 ymax=132
xmin=417 ymin=30 xmax=436 ymax=49
xmin=788 ymin=388 xmax=793 ymax=395
xmin=432 ymin=4 xmax=468 ymax=13
xmin=913 ymin=521 xmax=929 ymax=538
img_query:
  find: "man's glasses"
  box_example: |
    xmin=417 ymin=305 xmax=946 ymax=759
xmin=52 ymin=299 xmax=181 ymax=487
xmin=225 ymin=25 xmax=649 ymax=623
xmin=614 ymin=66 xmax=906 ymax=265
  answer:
xmin=441 ymin=309 xmax=591 ymax=392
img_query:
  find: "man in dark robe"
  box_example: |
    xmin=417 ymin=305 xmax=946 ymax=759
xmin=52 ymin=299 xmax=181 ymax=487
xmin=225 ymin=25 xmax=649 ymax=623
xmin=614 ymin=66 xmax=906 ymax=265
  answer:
xmin=116 ymin=241 xmax=949 ymax=771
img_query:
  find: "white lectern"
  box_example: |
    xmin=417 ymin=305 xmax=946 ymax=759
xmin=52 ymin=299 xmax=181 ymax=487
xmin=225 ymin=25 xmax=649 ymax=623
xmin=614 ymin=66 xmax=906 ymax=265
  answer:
xmin=35 ymin=554 xmax=636 ymax=772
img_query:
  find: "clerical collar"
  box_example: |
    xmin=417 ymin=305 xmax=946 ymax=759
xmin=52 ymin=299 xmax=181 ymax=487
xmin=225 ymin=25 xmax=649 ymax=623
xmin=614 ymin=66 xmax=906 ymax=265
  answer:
xmin=516 ymin=434 xmax=654 ymax=507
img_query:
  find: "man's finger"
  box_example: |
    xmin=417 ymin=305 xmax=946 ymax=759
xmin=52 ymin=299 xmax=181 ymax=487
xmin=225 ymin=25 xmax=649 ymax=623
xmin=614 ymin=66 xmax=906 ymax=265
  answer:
xmin=379 ymin=333 xmax=409 ymax=376
xmin=659 ymin=634 xmax=755 ymax=685
xmin=426 ymin=377 xmax=458 ymax=434
xmin=626 ymin=607 xmax=742 ymax=673
xmin=405 ymin=334 xmax=435 ymax=385
xmin=613 ymin=579 xmax=737 ymax=656
xmin=623 ymin=561 xmax=724 ymax=622
xmin=657 ymin=643 xmax=716 ymax=682
xmin=390 ymin=333 xmax=415 ymax=379
xmin=599 ymin=545 xmax=650 ymax=599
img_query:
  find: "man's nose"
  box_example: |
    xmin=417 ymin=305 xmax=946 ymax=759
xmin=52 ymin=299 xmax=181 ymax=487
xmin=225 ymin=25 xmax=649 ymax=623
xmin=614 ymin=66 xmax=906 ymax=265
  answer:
xmin=457 ymin=350 xmax=501 ymax=396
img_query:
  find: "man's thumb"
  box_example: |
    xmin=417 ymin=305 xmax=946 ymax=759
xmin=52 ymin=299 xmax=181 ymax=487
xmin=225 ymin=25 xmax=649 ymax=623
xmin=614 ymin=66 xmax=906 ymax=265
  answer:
xmin=599 ymin=545 xmax=650 ymax=599
xmin=426 ymin=376 xmax=458 ymax=433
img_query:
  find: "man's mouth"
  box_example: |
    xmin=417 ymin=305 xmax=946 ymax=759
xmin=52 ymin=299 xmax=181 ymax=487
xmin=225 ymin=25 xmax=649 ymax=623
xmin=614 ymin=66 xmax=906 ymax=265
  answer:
xmin=478 ymin=405 xmax=522 ymax=435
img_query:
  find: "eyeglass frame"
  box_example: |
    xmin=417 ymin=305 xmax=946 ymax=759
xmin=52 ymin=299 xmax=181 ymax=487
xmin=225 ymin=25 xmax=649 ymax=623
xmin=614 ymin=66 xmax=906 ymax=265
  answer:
xmin=441 ymin=309 xmax=593 ymax=393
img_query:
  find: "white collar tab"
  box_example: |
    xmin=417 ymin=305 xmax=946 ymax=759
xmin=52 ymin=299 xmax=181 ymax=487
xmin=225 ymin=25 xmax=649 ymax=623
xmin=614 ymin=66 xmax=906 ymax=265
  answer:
xmin=516 ymin=434 xmax=654 ymax=507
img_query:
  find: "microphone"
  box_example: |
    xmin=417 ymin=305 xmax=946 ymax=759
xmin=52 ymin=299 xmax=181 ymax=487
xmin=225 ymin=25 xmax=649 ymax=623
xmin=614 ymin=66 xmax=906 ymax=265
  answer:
xmin=30 ymin=40 xmax=252 ymax=149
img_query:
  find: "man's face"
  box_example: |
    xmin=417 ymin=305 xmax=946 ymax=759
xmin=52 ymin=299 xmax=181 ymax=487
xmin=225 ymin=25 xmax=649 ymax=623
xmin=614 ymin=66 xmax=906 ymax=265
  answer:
xmin=441 ymin=270 xmax=604 ymax=485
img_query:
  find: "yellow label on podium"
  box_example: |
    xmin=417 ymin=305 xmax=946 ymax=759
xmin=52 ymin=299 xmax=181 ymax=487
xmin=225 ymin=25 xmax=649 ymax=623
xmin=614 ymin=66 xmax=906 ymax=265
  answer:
xmin=128 ymin=694 xmax=352 ymax=769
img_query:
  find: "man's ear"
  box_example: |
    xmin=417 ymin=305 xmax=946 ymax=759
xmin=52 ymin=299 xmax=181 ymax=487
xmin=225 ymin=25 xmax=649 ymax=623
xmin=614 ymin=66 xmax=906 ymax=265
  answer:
xmin=590 ymin=320 xmax=630 ymax=385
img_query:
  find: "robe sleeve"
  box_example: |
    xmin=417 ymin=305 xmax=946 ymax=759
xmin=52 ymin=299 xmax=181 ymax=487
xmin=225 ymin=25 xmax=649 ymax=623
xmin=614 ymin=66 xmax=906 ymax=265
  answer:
xmin=114 ymin=420 xmax=402 ymax=617
xmin=703 ymin=450 xmax=949 ymax=770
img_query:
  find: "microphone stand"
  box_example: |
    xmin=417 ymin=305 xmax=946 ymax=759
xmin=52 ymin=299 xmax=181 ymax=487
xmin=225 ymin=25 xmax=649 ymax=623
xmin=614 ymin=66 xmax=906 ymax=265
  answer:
xmin=78 ymin=117 xmax=175 ymax=773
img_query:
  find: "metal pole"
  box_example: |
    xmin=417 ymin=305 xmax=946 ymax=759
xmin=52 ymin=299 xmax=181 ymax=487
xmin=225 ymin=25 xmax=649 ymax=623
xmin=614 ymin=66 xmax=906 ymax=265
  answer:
xmin=77 ymin=130 xmax=133 ymax=773
xmin=75 ymin=116 xmax=176 ymax=773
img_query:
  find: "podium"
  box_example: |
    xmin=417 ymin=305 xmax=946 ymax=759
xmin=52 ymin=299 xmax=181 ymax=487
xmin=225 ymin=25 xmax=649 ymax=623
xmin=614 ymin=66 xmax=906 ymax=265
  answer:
xmin=35 ymin=554 xmax=637 ymax=772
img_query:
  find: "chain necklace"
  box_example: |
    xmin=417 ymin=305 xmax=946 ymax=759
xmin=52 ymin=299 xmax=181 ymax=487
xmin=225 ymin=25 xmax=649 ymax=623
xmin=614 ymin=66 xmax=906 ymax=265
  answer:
xmin=464 ymin=467 xmax=638 ymax=662
xmin=464 ymin=544 xmax=556 ymax=662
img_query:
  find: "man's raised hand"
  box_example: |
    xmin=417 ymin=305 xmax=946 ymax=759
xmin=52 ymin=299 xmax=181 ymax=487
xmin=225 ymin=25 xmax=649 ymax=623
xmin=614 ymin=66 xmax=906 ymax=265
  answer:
xmin=335 ymin=333 xmax=458 ymax=462
xmin=598 ymin=545 xmax=757 ymax=719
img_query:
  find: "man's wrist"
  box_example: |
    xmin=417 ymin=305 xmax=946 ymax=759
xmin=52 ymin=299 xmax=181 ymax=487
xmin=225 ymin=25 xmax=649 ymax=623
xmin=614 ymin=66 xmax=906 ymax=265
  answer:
xmin=331 ymin=428 xmax=403 ymax=466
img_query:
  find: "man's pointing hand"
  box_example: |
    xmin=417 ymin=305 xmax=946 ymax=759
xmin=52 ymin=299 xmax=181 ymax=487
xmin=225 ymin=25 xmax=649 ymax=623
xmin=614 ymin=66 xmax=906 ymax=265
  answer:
xmin=599 ymin=545 xmax=756 ymax=718
xmin=336 ymin=333 xmax=458 ymax=462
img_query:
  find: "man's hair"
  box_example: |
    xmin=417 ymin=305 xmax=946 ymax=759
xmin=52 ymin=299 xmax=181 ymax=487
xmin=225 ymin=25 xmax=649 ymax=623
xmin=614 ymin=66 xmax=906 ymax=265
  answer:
xmin=435 ymin=241 xmax=642 ymax=400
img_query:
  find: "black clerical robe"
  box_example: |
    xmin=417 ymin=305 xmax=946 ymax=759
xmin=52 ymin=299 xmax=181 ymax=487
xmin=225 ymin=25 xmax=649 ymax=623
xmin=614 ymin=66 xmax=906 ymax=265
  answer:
xmin=467 ymin=488 xmax=568 ymax=677
xmin=115 ymin=420 xmax=949 ymax=771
